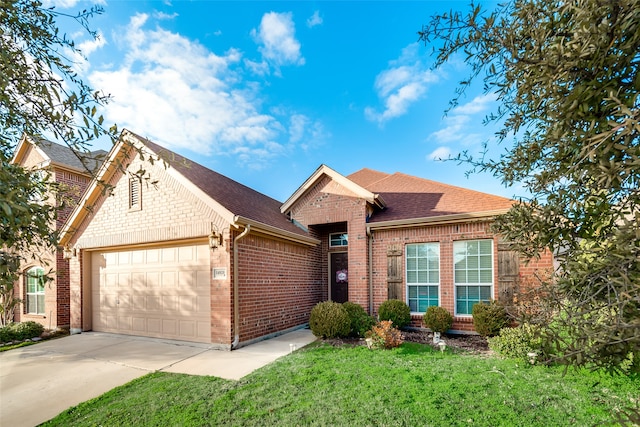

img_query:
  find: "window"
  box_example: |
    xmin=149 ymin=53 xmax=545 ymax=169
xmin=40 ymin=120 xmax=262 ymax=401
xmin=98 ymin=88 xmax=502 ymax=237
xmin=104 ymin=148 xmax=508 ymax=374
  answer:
xmin=129 ymin=178 xmax=141 ymax=210
xmin=406 ymin=243 xmax=439 ymax=313
xmin=454 ymin=240 xmax=493 ymax=315
xmin=26 ymin=267 xmax=45 ymax=315
xmin=329 ymin=233 xmax=348 ymax=247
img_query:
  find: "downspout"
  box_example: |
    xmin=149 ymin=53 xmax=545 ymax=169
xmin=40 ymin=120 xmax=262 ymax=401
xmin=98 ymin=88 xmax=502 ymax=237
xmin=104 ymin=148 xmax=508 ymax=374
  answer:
xmin=231 ymin=224 xmax=251 ymax=349
xmin=366 ymin=225 xmax=373 ymax=315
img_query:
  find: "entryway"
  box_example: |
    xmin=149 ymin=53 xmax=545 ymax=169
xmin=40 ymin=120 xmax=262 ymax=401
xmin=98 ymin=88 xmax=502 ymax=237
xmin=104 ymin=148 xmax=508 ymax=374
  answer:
xmin=330 ymin=252 xmax=348 ymax=303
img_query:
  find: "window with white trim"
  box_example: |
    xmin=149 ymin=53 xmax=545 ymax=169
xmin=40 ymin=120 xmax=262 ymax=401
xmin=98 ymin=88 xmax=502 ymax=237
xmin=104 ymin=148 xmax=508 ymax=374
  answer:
xmin=406 ymin=243 xmax=439 ymax=313
xmin=26 ymin=267 xmax=45 ymax=315
xmin=454 ymin=239 xmax=493 ymax=315
xmin=329 ymin=233 xmax=348 ymax=247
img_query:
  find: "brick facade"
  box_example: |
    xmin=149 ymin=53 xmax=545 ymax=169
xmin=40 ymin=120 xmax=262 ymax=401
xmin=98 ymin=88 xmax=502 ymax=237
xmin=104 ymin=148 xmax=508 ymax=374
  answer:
xmin=12 ymin=144 xmax=91 ymax=330
xmin=55 ymin=134 xmax=553 ymax=344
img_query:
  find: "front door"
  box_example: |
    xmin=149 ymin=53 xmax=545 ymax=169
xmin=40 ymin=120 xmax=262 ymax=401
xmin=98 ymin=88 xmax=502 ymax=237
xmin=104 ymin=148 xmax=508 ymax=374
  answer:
xmin=330 ymin=252 xmax=348 ymax=303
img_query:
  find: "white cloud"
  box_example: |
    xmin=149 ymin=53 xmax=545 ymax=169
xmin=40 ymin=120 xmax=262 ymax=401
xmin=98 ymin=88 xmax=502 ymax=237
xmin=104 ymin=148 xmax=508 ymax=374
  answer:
xmin=428 ymin=94 xmax=497 ymax=145
xmin=41 ymin=0 xmax=104 ymax=8
xmin=86 ymin=13 xmax=313 ymax=167
xmin=307 ymin=11 xmax=323 ymax=28
xmin=251 ymin=12 xmax=305 ymax=73
xmin=428 ymin=146 xmax=453 ymax=161
xmin=153 ymin=11 xmax=179 ymax=20
xmin=288 ymin=114 xmax=327 ymax=150
xmin=365 ymin=43 xmax=439 ymax=124
xmin=451 ymin=93 xmax=497 ymax=115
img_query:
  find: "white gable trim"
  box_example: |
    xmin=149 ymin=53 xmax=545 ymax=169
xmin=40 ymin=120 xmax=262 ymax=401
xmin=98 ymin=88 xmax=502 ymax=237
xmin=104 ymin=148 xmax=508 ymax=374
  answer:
xmin=280 ymin=164 xmax=385 ymax=214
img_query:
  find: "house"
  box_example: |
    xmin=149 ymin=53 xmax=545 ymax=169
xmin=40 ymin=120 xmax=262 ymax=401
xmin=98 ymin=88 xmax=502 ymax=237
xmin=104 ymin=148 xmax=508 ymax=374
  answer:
xmin=55 ymin=130 xmax=552 ymax=348
xmin=9 ymin=136 xmax=106 ymax=330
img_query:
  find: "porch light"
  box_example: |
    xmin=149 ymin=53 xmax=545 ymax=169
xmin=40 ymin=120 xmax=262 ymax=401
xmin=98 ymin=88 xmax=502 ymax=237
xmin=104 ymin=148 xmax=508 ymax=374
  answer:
xmin=62 ymin=245 xmax=75 ymax=260
xmin=209 ymin=224 xmax=224 ymax=250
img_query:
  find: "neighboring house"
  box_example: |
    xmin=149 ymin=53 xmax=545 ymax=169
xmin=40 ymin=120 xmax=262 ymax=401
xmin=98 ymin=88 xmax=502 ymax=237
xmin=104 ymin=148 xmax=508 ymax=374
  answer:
xmin=9 ymin=135 xmax=106 ymax=330
xmin=57 ymin=130 xmax=552 ymax=348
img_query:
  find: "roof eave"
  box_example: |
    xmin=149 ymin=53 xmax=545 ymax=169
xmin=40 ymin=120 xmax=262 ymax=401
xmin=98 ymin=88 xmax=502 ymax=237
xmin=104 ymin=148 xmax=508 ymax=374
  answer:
xmin=234 ymin=215 xmax=320 ymax=246
xmin=366 ymin=208 xmax=511 ymax=231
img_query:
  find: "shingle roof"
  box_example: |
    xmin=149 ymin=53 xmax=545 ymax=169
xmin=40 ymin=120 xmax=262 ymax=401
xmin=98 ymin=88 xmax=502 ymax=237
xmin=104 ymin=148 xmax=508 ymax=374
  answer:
xmin=35 ymin=137 xmax=107 ymax=173
xmin=348 ymin=169 xmax=513 ymax=222
xmin=132 ymin=133 xmax=308 ymax=237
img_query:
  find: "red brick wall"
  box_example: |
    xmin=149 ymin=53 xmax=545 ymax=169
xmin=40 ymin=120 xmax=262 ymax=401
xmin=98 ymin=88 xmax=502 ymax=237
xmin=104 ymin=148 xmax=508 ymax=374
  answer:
xmin=370 ymin=221 xmax=554 ymax=333
xmin=234 ymin=232 xmax=323 ymax=343
xmin=288 ymin=175 xmax=370 ymax=309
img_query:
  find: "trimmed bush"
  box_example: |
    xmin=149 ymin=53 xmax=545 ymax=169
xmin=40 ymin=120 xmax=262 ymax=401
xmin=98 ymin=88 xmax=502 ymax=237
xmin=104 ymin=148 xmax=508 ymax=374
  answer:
xmin=378 ymin=299 xmax=411 ymax=329
xmin=472 ymin=300 xmax=509 ymax=337
xmin=422 ymin=306 xmax=453 ymax=333
xmin=342 ymin=302 xmax=376 ymax=338
xmin=488 ymin=323 xmax=544 ymax=360
xmin=0 ymin=321 xmax=44 ymax=342
xmin=366 ymin=320 xmax=404 ymax=349
xmin=309 ymin=301 xmax=350 ymax=338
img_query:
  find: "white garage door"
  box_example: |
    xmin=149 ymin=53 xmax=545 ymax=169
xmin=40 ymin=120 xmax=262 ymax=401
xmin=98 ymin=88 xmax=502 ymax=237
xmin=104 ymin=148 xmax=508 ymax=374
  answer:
xmin=92 ymin=244 xmax=211 ymax=343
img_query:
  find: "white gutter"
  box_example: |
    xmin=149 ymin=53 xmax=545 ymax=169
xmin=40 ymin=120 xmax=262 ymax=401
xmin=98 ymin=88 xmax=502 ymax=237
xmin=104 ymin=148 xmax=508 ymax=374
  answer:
xmin=231 ymin=224 xmax=251 ymax=350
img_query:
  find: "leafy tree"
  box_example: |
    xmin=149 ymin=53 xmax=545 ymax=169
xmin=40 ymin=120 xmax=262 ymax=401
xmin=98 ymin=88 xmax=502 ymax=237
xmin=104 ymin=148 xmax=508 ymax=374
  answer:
xmin=0 ymin=0 xmax=117 ymax=323
xmin=419 ymin=0 xmax=639 ymax=373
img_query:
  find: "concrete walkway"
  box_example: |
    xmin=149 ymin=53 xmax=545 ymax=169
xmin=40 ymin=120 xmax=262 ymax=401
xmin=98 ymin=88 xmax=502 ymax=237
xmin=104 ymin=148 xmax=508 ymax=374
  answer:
xmin=0 ymin=328 xmax=316 ymax=426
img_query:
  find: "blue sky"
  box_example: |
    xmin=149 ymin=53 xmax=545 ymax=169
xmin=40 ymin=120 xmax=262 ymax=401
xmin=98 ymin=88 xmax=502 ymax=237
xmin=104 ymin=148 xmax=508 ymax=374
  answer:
xmin=48 ymin=0 xmax=516 ymax=202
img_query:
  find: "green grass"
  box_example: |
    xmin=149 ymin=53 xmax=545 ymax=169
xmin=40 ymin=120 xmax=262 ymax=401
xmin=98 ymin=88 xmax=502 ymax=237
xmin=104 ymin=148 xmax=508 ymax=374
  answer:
xmin=43 ymin=342 xmax=639 ymax=426
xmin=0 ymin=340 xmax=36 ymax=352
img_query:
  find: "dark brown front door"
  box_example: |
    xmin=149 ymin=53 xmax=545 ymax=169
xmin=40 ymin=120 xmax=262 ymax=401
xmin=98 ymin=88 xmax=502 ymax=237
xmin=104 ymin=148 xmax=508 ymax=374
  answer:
xmin=330 ymin=252 xmax=349 ymax=303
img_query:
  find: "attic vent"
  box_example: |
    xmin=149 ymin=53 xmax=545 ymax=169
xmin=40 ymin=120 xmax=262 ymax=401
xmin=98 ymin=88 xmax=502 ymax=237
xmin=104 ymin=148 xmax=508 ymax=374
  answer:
xmin=129 ymin=178 xmax=141 ymax=210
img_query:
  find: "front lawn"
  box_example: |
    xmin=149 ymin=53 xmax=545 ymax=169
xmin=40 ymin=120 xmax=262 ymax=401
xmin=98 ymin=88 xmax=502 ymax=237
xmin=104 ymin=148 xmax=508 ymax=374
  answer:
xmin=43 ymin=342 xmax=638 ymax=426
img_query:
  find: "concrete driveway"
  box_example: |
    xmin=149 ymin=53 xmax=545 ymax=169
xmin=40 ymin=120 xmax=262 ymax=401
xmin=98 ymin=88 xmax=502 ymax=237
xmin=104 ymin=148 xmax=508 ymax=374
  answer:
xmin=0 ymin=329 xmax=316 ymax=426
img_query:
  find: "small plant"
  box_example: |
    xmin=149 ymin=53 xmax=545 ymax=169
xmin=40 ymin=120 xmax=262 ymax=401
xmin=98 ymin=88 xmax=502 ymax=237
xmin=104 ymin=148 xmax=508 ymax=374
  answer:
xmin=342 ymin=302 xmax=376 ymax=338
xmin=488 ymin=323 xmax=544 ymax=361
xmin=378 ymin=299 xmax=411 ymax=329
xmin=472 ymin=300 xmax=509 ymax=337
xmin=0 ymin=321 xmax=45 ymax=343
xmin=309 ymin=301 xmax=351 ymax=338
xmin=422 ymin=306 xmax=453 ymax=333
xmin=366 ymin=320 xmax=404 ymax=349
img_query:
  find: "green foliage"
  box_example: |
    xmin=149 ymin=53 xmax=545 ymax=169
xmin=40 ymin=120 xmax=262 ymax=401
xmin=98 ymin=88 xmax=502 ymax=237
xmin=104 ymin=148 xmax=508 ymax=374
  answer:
xmin=472 ymin=300 xmax=509 ymax=337
xmin=342 ymin=302 xmax=375 ymax=338
xmin=378 ymin=299 xmax=411 ymax=329
xmin=419 ymin=0 xmax=640 ymax=373
xmin=366 ymin=320 xmax=404 ymax=349
xmin=488 ymin=324 xmax=544 ymax=361
xmin=0 ymin=321 xmax=45 ymax=342
xmin=309 ymin=301 xmax=350 ymax=339
xmin=422 ymin=306 xmax=453 ymax=333
xmin=1 ymin=0 xmax=119 ymax=325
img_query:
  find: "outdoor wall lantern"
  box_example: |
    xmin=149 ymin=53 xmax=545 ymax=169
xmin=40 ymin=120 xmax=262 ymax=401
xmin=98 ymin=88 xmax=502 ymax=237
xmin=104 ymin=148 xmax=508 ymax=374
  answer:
xmin=209 ymin=224 xmax=224 ymax=250
xmin=62 ymin=245 xmax=76 ymax=260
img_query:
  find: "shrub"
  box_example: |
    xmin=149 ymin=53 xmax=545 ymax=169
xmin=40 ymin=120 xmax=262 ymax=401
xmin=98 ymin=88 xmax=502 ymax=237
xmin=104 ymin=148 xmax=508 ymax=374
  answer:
xmin=0 ymin=321 xmax=44 ymax=342
xmin=342 ymin=302 xmax=376 ymax=338
xmin=472 ymin=300 xmax=509 ymax=337
xmin=422 ymin=306 xmax=453 ymax=333
xmin=488 ymin=323 xmax=544 ymax=361
xmin=378 ymin=299 xmax=411 ymax=329
xmin=309 ymin=301 xmax=351 ymax=338
xmin=366 ymin=320 xmax=404 ymax=349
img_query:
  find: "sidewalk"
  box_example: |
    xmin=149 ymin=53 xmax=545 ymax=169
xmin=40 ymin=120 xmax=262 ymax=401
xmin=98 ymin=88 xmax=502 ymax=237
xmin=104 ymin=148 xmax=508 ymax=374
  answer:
xmin=0 ymin=328 xmax=316 ymax=426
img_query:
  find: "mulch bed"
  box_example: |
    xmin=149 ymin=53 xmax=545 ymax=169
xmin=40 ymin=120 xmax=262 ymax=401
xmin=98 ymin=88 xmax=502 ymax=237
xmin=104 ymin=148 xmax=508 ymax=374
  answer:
xmin=323 ymin=330 xmax=492 ymax=355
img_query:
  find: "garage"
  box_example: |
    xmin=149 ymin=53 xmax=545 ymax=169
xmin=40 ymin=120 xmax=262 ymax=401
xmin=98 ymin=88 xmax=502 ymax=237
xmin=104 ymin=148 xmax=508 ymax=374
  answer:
xmin=91 ymin=243 xmax=211 ymax=343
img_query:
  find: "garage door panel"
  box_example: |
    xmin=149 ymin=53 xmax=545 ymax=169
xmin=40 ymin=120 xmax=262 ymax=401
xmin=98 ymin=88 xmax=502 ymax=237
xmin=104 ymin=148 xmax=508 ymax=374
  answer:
xmin=92 ymin=244 xmax=211 ymax=343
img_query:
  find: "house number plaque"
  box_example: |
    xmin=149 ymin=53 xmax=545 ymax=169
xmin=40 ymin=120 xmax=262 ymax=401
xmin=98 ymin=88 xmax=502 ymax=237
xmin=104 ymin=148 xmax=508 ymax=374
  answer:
xmin=212 ymin=268 xmax=227 ymax=280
